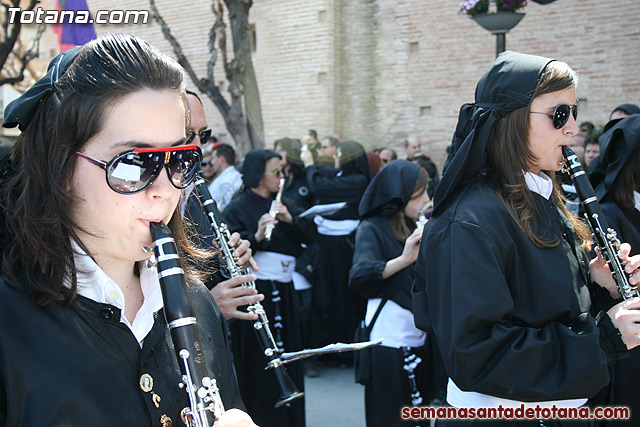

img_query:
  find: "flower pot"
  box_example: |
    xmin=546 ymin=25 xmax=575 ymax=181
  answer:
xmin=472 ymin=12 xmax=525 ymax=34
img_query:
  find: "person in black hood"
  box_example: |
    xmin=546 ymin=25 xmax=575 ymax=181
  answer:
xmin=609 ymin=103 xmax=640 ymax=122
xmin=302 ymin=139 xmax=372 ymax=350
xmin=350 ymin=160 xmax=444 ymax=426
xmin=412 ymin=51 xmax=640 ymax=426
xmin=602 ymin=103 xmax=640 ymax=135
xmin=274 ymin=137 xmax=324 ymax=376
xmin=587 ymin=114 xmax=640 ymax=426
xmin=223 ymin=149 xmax=315 ymax=427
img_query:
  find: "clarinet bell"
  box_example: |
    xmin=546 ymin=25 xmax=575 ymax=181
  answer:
xmin=273 ymin=366 xmax=304 ymax=408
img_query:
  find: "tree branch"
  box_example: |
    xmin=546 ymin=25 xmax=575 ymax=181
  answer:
xmin=0 ymin=0 xmax=42 ymax=87
xmin=149 ymin=0 xmax=230 ymax=117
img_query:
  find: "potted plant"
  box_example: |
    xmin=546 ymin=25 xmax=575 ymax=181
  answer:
xmin=459 ymin=0 xmax=526 ymax=34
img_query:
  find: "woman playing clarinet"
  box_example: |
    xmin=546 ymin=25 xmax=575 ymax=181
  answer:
xmin=350 ymin=160 xmax=445 ymax=426
xmin=0 ymin=34 xmax=255 ymax=427
xmin=223 ymin=149 xmax=316 ymax=427
xmin=413 ymin=51 xmax=640 ymax=426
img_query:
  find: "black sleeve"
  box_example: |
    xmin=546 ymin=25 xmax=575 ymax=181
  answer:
xmin=349 ymin=220 xmax=387 ymax=298
xmin=306 ymin=167 xmax=368 ymax=204
xmin=222 ymin=199 xmax=259 ymax=250
xmin=283 ymin=197 xmax=317 ymax=246
xmin=595 ymin=310 xmax=629 ymax=362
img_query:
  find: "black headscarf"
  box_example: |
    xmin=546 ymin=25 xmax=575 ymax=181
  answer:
xmin=602 ymin=104 xmax=640 ymax=134
xmin=241 ymin=149 xmax=281 ymax=188
xmin=612 ymin=103 xmax=640 ymax=117
xmin=588 ymin=114 xmax=640 ymax=202
xmin=3 ymin=46 xmax=82 ymax=131
xmin=358 ymin=160 xmax=419 ymax=219
xmin=339 ymin=140 xmax=372 ymax=181
xmin=433 ymin=51 xmax=554 ymax=215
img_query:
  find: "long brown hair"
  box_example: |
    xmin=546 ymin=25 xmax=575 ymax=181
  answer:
xmin=1 ymin=34 xmax=205 ymax=306
xmin=485 ymin=61 xmax=592 ymax=249
xmin=388 ymin=167 xmax=429 ymax=242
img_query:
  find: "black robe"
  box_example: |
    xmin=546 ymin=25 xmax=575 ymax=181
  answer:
xmin=222 ymin=190 xmax=314 ymax=427
xmin=0 ymin=275 xmax=243 ymax=427
xmin=412 ymin=180 xmax=624 ymax=426
xmin=350 ymin=216 xmax=447 ymax=426
xmin=306 ymin=166 xmax=367 ymax=221
xmin=590 ymin=201 xmax=640 ymax=427
xmin=283 ymin=172 xmax=325 ymax=350
xmin=223 ymin=190 xmax=313 ymax=256
xmin=601 ymin=202 xmax=640 ymax=251
xmin=306 ymin=166 xmax=369 ymax=345
xmin=586 ymin=114 xmax=640 ymax=426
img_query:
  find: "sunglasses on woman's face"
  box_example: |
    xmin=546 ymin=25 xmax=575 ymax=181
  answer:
xmin=265 ymin=166 xmax=284 ymax=176
xmin=76 ymin=144 xmax=202 ymax=194
xmin=190 ymin=128 xmax=212 ymax=145
xmin=530 ymin=104 xmax=578 ymax=129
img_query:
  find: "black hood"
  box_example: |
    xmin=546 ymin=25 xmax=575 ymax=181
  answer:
xmin=339 ymin=140 xmax=372 ymax=181
xmin=241 ymin=149 xmax=281 ymax=189
xmin=588 ymin=114 xmax=640 ymax=202
xmin=433 ymin=51 xmax=554 ymax=215
xmin=358 ymin=160 xmax=420 ymax=218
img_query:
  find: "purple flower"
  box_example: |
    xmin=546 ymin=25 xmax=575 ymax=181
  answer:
xmin=460 ymin=0 xmax=526 ymax=15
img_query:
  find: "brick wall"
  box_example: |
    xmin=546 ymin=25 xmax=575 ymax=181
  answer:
xmin=31 ymin=0 xmax=640 ymax=169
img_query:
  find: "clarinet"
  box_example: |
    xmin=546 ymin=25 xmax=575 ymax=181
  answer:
xmin=264 ymin=177 xmax=285 ymax=241
xmin=150 ymin=221 xmax=224 ymax=427
xmin=401 ymin=347 xmax=424 ymax=406
xmin=562 ymin=146 xmax=640 ymax=300
xmin=193 ymin=176 xmax=304 ymax=407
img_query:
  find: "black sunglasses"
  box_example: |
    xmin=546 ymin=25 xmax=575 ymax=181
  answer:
xmin=530 ymin=104 xmax=578 ymax=129
xmin=189 ymin=129 xmax=212 ymax=145
xmin=76 ymin=144 xmax=202 ymax=194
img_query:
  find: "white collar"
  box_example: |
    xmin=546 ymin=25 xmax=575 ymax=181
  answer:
xmin=70 ymin=241 xmax=164 ymax=346
xmin=524 ymin=171 xmax=553 ymax=200
xmin=634 ymin=191 xmax=640 ymax=212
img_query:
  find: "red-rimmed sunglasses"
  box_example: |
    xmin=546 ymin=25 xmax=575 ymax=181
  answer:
xmin=76 ymin=144 xmax=202 ymax=194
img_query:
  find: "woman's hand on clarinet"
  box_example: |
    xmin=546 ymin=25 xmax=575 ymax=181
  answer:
xmin=607 ymin=298 xmax=640 ymax=350
xmin=210 ymin=274 xmax=264 ymax=321
xmin=590 ymin=242 xmax=640 ymax=299
xmin=215 ymin=408 xmax=259 ymax=427
xmin=227 ymin=232 xmax=258 ymax=271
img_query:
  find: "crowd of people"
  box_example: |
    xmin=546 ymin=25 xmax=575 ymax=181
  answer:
xmin=1 ymin=33 xmax=640 ymax=427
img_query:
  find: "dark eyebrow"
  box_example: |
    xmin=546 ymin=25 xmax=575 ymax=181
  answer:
xmin=111 ymin=138 xmax=189 ymax=150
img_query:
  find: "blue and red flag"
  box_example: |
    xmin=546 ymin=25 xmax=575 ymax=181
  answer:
xmin=52 ymin=0 xmax=96 ymax=52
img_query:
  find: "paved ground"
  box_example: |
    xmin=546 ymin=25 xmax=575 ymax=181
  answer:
xmin=304 ymin=363 xmax=437 ymax=427
xmin=305 ymin=363 xmax=366 ymax=427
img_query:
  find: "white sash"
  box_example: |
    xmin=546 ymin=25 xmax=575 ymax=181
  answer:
xmin=446 ymin=379 xmax=587 ymax=409
xmin=252 ymin=251 xmax=296 ymax=282
xmin=314 ymin=216 xmax=359 ymax=236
